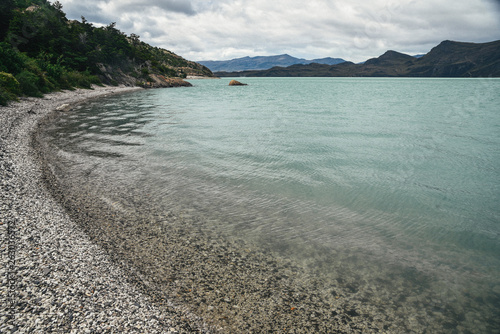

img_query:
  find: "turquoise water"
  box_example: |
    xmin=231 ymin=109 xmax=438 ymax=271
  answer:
xmin=44 ymin=78 xmax=500 ymax=331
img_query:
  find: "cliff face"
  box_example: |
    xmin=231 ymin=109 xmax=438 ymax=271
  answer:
xmin=216 ymin=40 xmax=500 ymax=78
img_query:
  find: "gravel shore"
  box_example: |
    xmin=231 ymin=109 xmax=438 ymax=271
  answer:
xmin=0 ymin=86 xmax=212 ymax=333
xmin=1 ymin=85 xmax=433 ymax=333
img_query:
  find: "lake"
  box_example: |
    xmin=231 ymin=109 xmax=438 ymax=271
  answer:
xmin=40 ymin=77 xmax=500 ymax=332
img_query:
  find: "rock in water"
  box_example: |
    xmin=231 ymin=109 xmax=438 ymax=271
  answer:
xmin=228 ymin=80 xmax=247 ymax=86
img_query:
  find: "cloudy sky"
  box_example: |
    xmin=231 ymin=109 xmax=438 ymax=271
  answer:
xmin=57 ymin=0 xmax=500 ymax=63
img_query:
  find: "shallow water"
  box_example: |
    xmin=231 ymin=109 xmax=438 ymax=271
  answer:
xmin=42 ymin=78 xmax=500 ymax=332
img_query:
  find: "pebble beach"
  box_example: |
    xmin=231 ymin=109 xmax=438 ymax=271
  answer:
xmin=1 ymin=85 xmax=442 ymax=333
xmin=0 ymin=86 xmax=214 ymax=333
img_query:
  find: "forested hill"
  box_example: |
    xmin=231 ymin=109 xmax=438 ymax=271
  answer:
xmin=0 ymin=0 xmax=215 ymax=105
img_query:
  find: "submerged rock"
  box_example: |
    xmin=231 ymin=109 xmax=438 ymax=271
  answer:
xmin=228 ymin=80 xmax=247 ymax=86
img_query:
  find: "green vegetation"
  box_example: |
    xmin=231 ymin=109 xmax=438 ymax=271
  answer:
xmin=0 ymin=0 xmax=214 ymax=105
xmin=0 ymin=72 xmax=20 ymax=105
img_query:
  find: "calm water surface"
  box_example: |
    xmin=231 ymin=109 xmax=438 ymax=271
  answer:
xmin=44 ymin=78 xmax=500 ymax=332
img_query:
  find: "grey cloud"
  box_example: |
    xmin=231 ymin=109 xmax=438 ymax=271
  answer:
xmin=62 ymin=1 xmax=113 ymax=25
xmin=154 ymin=0 xmax=196 ymax=15
xmin=487 ymin=0 xmax=500 ymax=11
xmin=58 ymin=0 xmax=500 ymax=63
xmin=139 ymin=24 xmax=168 ymax=39
xmin=115 ymin=0 xmax=196 ymax=16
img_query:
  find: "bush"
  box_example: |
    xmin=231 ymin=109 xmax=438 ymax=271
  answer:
xmin=0 ymin=72 xmax=20 ymax=105
xmin=61 ymin=70 xmax=101 ymax=89
xmin=14 ymin=56 xmax=56 ymax=95
xmin=141 ymin=67 xmax=150 ymax=78
xmin=45 ymin=62 xmax=64 ymax=82
xmin=0 ymin=71 xmax=20 ymax=94
xmin=65 ymin=71 xmax=91 ymax=88
xmin=62 ymin=69 xmax=101 ymax=89
xmin=16 ymin=70 xmax=43 ymax=97
xmin=0 ymin=42 xmax=24 ymax=75
xmin=0 ymin=88 xmax=12 ymax=105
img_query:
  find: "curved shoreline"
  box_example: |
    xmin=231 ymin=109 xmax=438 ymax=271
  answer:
xmin=0 ymin=86 xmax=213 ymax=333
xmin=1 ymin=85 xmax=379 ymax=333
xmin=4 ymin=84 xmax=493 ymax=333
xmin=27 ymin=90 xmax=352 ymax=333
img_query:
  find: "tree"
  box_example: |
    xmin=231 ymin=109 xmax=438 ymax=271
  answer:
xmin=0 ymin=0 xmax=16 ymax=41
xmin=53 ymin=1 xmax=63 ymax=11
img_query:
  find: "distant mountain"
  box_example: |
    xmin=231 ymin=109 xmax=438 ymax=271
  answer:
xmin=198 ymin=54 xmax=345 ymax=72
xmin=309 ymin=57 xmax=347 ymax=65
xmin=215 ymin=40 xmax=500 ymax=77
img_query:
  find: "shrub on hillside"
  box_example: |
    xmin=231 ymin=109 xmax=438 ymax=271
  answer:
xmin=0 ymin=42 xmax=24 ymax=75
xmin=62 ymin=70 xmax=101 ymax=89
xmin=0 ymin=72 xmax=20 ymax=105
xmin=15 ymin=70 xmax=44 ymax=97
xmin=0 ymin=72 xmax=20 ymax=94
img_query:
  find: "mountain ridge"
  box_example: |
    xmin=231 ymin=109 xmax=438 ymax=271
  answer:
xmin=199 ymin=54 xmax=345 ymax=72
xmin=215 ymin=40 xmax=500 ymax=77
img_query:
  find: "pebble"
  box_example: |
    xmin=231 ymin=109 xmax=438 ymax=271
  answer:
xmin=0 ymin=86 xmax=212 ymax=333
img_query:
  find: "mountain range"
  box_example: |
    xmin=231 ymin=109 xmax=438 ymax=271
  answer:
xmin=198 ymin=54 xmax=345 ymax=72
xmin=215 ymin=40 xmax=500 ymax=78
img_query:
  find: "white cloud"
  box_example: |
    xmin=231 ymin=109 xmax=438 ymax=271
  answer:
xmin=58 ymin=0 xmax=500 ymax=62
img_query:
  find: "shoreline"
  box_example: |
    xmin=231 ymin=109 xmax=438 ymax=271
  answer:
xmin=0 ymin=86 xmax=213 ymax=333
xmin=3 ymin=83 xmax=484 ymax=332
xmin=1 ymin=84 xmax=375 ymax=333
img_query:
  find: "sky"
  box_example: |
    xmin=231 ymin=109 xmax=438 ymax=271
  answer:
xmin=57 ymin=0 xmax=500 ymax=63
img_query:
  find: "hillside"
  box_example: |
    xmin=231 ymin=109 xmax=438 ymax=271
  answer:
xmin=0 ymin=0 xmax=215 ymax=105
xmin=216 ymin=40 xmax=500 ymax=78
xmin=199 ymin=54 xmax=345 ymax=72
xmin=407 ymin=40 xmax=500 ymax=77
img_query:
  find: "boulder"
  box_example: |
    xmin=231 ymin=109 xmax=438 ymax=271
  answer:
xmin=228 ymin=80 xmax=247 ymax=86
